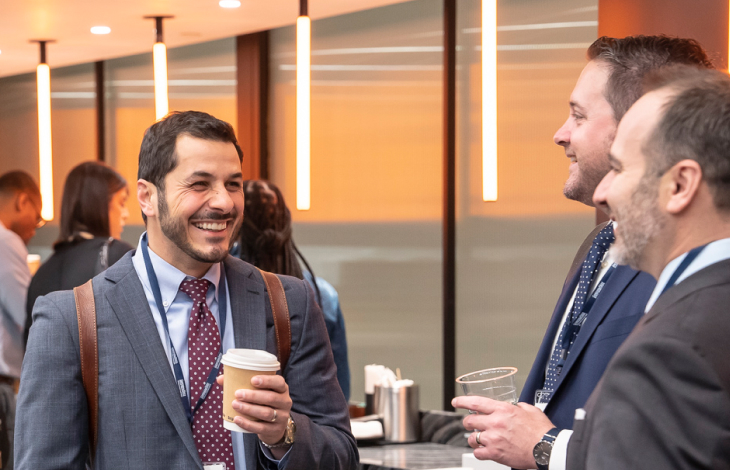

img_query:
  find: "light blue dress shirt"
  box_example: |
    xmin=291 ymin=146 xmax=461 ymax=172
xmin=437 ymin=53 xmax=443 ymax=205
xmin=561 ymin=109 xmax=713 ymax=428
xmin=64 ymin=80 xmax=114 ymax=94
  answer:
xmin=0 ymin=220 xmax=29 ymax=378
xmin=132 ymin=234 xmax=264 ymax=470
xmin=644 ymin=237 xmax=730 ymax=312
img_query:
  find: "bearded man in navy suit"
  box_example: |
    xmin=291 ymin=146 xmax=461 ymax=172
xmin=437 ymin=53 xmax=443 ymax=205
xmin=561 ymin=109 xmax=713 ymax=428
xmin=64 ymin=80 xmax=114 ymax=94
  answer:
xmin=453 ymin=35 xmax=711 ymax=470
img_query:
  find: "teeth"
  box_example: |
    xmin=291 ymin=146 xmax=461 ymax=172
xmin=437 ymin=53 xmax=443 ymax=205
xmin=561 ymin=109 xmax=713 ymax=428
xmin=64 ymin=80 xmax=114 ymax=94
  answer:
xmin=194 ymin=222 xmax=226 ymax=231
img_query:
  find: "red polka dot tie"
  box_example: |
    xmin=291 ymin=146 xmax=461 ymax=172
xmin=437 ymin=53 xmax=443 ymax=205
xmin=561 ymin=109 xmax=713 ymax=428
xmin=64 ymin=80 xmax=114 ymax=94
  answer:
xmin=180 ymin=279 xmax=234 ymax=467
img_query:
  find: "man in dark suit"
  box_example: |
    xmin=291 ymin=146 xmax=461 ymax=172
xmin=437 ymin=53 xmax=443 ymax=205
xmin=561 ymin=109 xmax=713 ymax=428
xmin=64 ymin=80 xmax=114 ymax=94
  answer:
xmin=567 ymin=65 xmax=730 ymax=470
xmin=453 ymin=36 xmax=712 ymax=470
xmin=15 ymin=111 xmax=358 ymax=469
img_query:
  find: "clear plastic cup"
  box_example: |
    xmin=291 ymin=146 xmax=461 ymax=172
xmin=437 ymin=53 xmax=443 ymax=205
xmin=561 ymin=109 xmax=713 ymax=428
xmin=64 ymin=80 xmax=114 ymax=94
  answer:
xmin=455 ymin=367 xmax=518 ymax=409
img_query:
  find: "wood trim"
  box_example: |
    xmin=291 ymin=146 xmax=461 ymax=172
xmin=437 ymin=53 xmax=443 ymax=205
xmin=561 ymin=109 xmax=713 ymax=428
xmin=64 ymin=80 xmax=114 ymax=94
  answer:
xmin=236 ymin=32 xmax=270 ymax=180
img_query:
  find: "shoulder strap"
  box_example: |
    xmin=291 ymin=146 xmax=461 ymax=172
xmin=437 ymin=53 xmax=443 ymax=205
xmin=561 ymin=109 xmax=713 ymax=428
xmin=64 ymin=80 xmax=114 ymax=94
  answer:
xmin=73 ymin=280 xmax=98 ymax=461
xmin=567 ymin=222 xmax=609 ymax=282
xmin=257 ymin=269 xmax=292 ymax=371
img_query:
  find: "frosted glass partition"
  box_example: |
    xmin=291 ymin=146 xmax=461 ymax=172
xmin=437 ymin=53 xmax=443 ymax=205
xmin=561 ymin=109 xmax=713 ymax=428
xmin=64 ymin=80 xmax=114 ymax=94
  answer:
xmin=270 ymin=0 xmax=444 ymax=409
xmin=454 ymin=0 xmax=598 ymax=397
xmin=0 ymin=64 xmax=96 ymax=257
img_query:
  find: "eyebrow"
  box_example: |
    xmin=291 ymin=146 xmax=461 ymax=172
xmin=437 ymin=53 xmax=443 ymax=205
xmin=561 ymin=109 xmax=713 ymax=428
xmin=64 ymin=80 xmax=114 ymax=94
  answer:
xmin=187 ymin=171 xmax=243 ymax=180
xmin=569 ymin=101 xmax=586 ymax=113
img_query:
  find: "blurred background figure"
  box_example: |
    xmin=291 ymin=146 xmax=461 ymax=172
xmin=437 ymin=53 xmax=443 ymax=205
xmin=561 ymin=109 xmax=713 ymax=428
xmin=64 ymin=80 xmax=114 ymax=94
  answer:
xmin=0 ymin=170 xmax=42 ymax=470
xmin=234 ymin=180 xmax=351 ymax=400
xmin=24 ymin=162 xmax=133 ymax=345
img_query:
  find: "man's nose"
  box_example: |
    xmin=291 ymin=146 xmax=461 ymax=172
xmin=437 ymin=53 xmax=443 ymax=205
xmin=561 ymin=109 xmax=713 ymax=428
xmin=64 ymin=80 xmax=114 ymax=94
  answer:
xmin=554 ymin=119 xmax=570 ymax=146
xmin=209 ymin=186 xmax=235 ymax=213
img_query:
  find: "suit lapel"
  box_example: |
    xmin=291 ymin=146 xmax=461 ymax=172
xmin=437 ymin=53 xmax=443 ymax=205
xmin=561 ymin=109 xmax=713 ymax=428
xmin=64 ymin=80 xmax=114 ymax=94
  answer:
xmin=224 ymin=257 xmax=267 ymax=469
xmin=548 ymin=265 xmax=639 ymax=396
xmin=103 ymin=256 xmax=202 ymax=468
xmin=520 ymin=267 xmax=581 ymax=402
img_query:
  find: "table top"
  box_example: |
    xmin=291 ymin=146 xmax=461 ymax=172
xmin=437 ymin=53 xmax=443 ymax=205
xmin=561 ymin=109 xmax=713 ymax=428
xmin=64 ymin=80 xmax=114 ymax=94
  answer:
xmin=358 ymin=442 xmax=469 ymax=470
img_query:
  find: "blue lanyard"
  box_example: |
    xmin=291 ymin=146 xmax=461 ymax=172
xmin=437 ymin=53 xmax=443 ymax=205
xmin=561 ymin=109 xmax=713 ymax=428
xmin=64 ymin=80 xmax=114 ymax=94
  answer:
xmin=659 ymin=245 xmax=707 ymax=296
xmin=140 ymin=234 xmax=227 ymax=424
xmin=558 ymin=263 xmax=618 ymax=365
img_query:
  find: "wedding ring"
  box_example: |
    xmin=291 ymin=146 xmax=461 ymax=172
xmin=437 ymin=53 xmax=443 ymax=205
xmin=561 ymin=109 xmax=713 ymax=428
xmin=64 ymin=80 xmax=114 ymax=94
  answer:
xmin=270 ymin=409 xmax=278 ymax=422
xmin=475 ymin=430 xmax=482 ymax=446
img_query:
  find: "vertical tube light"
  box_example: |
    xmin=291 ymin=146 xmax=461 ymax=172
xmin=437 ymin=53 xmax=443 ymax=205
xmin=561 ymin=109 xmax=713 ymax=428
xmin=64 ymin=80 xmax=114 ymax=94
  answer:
xmin=153 ymin=42 xmax=169 ymax=120
xmin=35 ymin=41 xmax=54 ymax=220
xmin=296 ymin=0 xmax=311 ymax=211
xmin=482 ymin=0 xmax=498 ymax=201
xmin=146 ymin=16 xmax=172 ymax=120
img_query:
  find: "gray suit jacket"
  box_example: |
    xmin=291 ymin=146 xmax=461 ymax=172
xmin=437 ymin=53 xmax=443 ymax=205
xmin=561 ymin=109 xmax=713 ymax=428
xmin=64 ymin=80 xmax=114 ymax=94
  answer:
xmin=567 ymin=259 xmax=730 ymax=470
xmin=15 ymin=253 xmax=358 ymax=470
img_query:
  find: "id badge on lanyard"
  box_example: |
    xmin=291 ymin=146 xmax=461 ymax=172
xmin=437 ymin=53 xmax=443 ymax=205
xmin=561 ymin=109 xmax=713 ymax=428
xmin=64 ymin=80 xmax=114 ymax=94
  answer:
xmin=204 ymin=464 xmax=226 ymax=470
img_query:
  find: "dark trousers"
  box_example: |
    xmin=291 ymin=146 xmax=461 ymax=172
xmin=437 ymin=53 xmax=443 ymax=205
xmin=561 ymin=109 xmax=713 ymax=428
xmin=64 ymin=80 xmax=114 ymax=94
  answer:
xmin=0 ymin=381 xmax=15 ymax=469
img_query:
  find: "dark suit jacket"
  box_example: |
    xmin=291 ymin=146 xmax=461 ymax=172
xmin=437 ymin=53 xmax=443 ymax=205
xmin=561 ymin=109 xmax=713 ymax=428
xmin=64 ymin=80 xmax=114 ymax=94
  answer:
xmin=15 ymin=253 xmax=358 ymax=470
xmin=519 ymin=224 xmax=656 ymax=430
xmin=24 ymin=237 xmax=133 ymax=346
xmin=567 ymin=259 xmax=730 ymax=469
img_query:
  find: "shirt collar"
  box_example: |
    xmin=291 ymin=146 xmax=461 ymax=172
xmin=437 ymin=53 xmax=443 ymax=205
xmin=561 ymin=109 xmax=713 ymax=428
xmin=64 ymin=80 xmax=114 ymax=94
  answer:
xmin=134 ymin=233 xmax=221 ymax=306
xmin=644 ymin=237 xmax=730 ymax=312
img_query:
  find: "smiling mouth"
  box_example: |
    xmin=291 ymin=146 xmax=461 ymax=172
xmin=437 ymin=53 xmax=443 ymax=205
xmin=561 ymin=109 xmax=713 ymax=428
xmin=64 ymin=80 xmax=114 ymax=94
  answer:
xmin=192 ymin=221 xmax=228 ymax=232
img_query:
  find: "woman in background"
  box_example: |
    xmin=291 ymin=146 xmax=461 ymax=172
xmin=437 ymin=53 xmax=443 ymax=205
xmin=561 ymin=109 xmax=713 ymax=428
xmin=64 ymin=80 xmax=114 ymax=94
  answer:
xmin=24 ymin=162 xmax=133 ymax=345
xmin=234 ymin=180 xmax=351 ymax=400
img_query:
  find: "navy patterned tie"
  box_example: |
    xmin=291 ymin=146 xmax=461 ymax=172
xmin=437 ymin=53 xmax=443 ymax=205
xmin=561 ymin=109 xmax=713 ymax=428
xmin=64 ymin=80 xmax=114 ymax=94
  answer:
xmin=543 ymin=223 xmax=615 ymax=394
xmin=180 ymin=279 xmax=234 ymax=467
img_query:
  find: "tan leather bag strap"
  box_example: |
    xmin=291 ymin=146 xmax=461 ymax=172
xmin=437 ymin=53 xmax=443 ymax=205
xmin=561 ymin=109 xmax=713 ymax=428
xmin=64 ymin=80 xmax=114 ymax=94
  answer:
xmin=257 ymin=269 xmax=292 ymax=370
xmin=73 ymin=280 xmax=98 ymax=460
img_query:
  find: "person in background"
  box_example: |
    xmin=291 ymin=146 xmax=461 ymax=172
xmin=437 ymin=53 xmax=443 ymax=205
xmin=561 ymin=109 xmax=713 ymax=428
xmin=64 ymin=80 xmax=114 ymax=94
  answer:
xmin=24 ymin=161 xmax=133 ymax=345
xmin=0 ymin=170 xmax=42 ymax=470
xmin=235 ymin=180 xmax=351 ymax=401
xmin=452 ymin=35 xmax=713 ymax=470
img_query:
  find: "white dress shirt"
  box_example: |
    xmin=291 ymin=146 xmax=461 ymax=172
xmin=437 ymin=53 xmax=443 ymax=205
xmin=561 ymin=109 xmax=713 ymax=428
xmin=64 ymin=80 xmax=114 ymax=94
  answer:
xmin=0 ymin=220 xmax=30 ymax=378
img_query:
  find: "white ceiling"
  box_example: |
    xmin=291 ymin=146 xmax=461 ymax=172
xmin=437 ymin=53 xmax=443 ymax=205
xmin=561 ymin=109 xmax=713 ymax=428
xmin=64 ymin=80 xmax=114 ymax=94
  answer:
xmin=0 ymin=0 xmax=414 ymax=78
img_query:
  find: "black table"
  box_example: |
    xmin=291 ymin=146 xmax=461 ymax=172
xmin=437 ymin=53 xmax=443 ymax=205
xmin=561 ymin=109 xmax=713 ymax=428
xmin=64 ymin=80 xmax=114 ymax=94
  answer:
xmin=358 ymin=442 xmax=467 ymax=470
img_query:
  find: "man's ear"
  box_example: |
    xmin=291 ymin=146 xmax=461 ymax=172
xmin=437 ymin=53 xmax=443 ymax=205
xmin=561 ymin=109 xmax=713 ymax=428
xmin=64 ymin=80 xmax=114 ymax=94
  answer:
xmin=664 ymin=159 xmax=702 ymax=215
xmin=137 ymin=180 xmax=158 ymax=219
xmin=14 ymin=192 xmax=28 ymax=213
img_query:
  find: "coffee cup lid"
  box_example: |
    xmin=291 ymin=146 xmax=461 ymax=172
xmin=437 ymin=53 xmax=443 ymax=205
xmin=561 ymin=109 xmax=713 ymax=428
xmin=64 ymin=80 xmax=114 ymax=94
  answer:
xmin=221 ymin=348 xmax=280 ymax=371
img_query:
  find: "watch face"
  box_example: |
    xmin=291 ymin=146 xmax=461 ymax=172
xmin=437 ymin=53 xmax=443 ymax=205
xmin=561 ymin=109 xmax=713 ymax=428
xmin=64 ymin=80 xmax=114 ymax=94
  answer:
xmin=533 ymin=441 xmax=552 ymax=465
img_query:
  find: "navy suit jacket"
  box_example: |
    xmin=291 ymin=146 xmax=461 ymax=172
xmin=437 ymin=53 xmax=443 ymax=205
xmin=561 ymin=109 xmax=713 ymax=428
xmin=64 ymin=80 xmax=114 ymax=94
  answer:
xmin=519 ymin=224 xmax=656 ymax=430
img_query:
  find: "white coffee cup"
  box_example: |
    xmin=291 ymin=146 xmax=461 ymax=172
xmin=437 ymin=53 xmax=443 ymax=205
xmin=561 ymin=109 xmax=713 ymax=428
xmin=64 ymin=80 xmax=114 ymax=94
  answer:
xmin=220 ymin=348 xmax=280 ymax=433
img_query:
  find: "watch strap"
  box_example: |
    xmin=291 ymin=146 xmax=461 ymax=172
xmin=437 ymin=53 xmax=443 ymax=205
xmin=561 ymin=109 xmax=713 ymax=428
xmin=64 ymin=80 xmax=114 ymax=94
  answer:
xmin=534 ymin=427 xmax=560 ymax=470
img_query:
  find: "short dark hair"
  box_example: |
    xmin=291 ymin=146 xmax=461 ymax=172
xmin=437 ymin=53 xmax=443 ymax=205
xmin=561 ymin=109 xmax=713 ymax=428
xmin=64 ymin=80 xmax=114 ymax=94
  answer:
xmin=137 ymin=110 xmax=243 ymax=190
xmin=642 ymin=66 xmax=730 ymax=210
xmin=0 ymin=171 xmax=40 ymax=199
xmin=56 ymin=162 xmax=127 ymax=247
xmin=588 ymin=35 xmax=713 ymax=121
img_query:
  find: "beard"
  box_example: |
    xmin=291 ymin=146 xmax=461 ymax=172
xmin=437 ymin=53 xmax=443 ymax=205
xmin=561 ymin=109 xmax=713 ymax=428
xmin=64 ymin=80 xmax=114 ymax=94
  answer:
xmin=157 ymin=189 xmax=241 ymax=264
xmin=611 ymin=176 xmax=666 ymax=270
xmin=563 ymin=135 xmax=614 ymax=206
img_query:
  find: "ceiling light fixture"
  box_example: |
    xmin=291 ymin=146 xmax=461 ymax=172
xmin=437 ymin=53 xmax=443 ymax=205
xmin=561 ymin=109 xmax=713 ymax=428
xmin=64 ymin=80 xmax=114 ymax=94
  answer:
xmin=145 ymin=15 xmax=174 ymax=121
xmin=482 ymin=0 xmax=498 ymax=201
xmin=296 ymin=0 xmax=311 ymax=211
xmin=219 ymin=0 xmax=241 ymax=8
xmin=90 ymin=26 xmax=111 ymax=35
xmin=31 ymin=40 xmax=55 ymax=221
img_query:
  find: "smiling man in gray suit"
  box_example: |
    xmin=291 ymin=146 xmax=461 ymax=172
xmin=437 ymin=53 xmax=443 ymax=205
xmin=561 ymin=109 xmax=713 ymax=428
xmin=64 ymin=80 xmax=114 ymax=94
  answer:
xmin=567 ymin=66 xmax=730 ymax=469
xmin=15 ymin=111 xmax=358 ymax=470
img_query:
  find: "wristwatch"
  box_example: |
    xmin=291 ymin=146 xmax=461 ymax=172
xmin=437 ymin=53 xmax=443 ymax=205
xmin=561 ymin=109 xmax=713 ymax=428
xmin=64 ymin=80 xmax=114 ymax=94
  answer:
xmin=261 ymin=416 xmax=296 ymax=449
xmin=533 ymin=427 xmax=559 ymax=470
